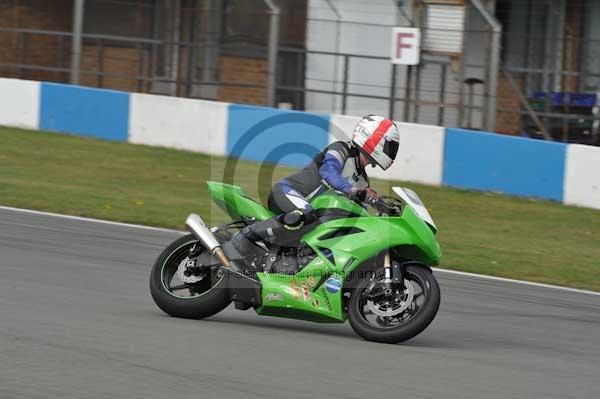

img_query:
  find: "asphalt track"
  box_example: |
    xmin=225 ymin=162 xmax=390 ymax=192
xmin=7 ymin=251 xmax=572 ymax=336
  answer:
xmin=1 ymin=207 xmax=599 ymax=399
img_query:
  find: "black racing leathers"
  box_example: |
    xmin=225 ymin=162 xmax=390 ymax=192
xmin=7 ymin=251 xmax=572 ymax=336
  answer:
xmin=279 ymin=141 xmax=369 ymax=202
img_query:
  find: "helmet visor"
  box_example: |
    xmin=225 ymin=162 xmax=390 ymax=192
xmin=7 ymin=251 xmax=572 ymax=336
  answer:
xmin=383 ymin=139 xmax=399 ymax=161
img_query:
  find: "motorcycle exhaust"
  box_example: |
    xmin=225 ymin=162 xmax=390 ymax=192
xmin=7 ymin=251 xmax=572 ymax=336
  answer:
xmin=185 ymin=213 xmax=231 ymax=268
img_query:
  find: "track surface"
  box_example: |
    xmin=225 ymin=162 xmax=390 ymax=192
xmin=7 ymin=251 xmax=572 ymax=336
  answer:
xmin=1 ymin=208 xmax=599 ymax=399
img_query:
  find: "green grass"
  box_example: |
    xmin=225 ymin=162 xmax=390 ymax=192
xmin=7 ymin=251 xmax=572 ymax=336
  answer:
xmin=1 ymin=126 xmax=599 ymax=291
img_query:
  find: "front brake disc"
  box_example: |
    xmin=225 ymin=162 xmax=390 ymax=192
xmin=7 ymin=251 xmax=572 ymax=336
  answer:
xmin=367 ymin=280 xmax=415 ymax=317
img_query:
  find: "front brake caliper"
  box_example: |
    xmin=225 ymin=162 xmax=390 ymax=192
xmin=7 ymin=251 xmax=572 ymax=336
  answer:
xmin=364 ymin=280 xmax=385 ymax=299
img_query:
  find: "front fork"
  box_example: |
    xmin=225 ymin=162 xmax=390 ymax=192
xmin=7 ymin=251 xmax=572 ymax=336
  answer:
xmin=382 ymin=251 xmax=405 ymax=296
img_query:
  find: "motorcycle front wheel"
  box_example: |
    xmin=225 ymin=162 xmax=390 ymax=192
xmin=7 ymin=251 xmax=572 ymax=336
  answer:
xmin=347 ymin=265 xmax=440 ymax=344
xmin=149 ymin=233 xmax=231 ymax=319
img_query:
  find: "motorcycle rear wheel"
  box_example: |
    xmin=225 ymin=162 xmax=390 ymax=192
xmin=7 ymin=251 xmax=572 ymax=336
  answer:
xmin=347 ymin=265 xmax=440 ymax=343
xmin=149 ymin=233 xmax=231 ymax=319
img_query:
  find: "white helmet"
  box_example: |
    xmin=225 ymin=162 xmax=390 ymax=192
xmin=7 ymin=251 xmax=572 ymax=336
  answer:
xmin=351 ymin=115 xmax=400 ymax=170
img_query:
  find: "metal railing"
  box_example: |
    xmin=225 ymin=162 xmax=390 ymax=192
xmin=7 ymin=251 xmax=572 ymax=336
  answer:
xmin=0 ymin=27 xmax=459 ymax=122
xmin=1 ymin=26 xmax=599 ymax=144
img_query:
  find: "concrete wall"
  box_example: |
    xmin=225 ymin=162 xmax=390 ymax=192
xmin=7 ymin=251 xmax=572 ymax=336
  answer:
xmin=129 ymin=93 xmax=228 ymax=156
xmin=1 ymin=77 xmax=599 ymax=211
xmin=0 ymin=78 xmax=39 ymax=129
xmin=39 ymin=83 xmax=130 ymax=142
xmin=227 ymin=104 xmax=330 ymax=168
xmin=564 ymin=144 xmax=600 ymax=209
xmin=443 ymin=128 xmax=566 ymax=201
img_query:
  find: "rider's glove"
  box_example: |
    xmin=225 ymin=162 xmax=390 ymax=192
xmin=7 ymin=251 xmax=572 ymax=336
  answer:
xmin=350 ymin=187 xmax=379 ymax=204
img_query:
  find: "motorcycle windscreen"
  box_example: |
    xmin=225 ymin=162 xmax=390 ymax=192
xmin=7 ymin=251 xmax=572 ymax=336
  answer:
xmin=392 ymin=187 xmax=437 ymax=232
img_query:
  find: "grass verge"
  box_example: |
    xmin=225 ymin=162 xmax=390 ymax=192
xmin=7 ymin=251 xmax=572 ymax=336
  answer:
xmin=1 ymin=126 xmax=599 ymax=291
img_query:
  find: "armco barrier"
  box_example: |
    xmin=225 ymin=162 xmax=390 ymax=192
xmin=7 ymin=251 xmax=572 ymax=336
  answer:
xmin=129 ymin=93 xmax=228 ymax=155
xmin=564 ymin=144 xmax=600 ymax=209
xmin=329 ymin=114 xmax=445 ymax=186
xmin=0 ymin=78 xmax=40 ymax=129
xmin=0 ymin=78 xmax=599 ymax=211
xmin=39 ymin=82 xmax=129 ymax=142
xmin=227 ymin=104 xmax=330 ymax=168
xmin=443 ymin=128 xmax=567 ymax=201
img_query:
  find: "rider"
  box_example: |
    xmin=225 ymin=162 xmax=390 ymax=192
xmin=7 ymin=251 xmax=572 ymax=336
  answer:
xmin=230 ymin=115 xmax=400 ymax=267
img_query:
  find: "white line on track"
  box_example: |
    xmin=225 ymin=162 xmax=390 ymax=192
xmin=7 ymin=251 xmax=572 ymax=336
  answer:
xmin=1 ymin=205 xmax=599 ymax=297
xmin=431 ymin=267 xmax=600 ymax=297
xmin=0 ymin=205 xmax=183 ymax=234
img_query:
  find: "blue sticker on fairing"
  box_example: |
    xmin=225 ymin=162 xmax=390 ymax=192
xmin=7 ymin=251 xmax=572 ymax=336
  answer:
xmin=325 ymin=277 xmax=342 ymax=293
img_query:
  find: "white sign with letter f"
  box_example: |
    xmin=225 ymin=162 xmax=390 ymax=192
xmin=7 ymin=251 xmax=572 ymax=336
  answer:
xmin=390 ymin=28 xmax=421 ymax=65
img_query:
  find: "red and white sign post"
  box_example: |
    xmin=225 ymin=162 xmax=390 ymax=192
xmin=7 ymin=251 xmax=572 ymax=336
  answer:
xmin=390 ymin=28 xmax=421 ymax=65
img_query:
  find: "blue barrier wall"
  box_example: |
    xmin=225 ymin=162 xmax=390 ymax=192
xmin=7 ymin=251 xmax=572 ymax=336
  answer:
xmin=39 ymin=83 xmax=129 ymax=142
xmin=443 ymin=128 xmax=567 ymax=201
xmin=227 ymin=104 xmax=330 ymax=168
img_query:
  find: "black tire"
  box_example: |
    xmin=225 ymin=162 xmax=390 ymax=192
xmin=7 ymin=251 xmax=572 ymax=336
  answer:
xmin=347 ymin=265 xmax=440 ymax=344
xmin=149 ymin=233 xmax=231 ymax=319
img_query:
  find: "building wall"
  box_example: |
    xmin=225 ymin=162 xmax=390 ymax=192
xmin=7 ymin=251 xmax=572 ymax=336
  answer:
xmin=583 ymin=0 xmax=600 ymax=91
xmin=495 ymin=75 xmax=522 ymax=135
xmin=305 ymin=0 xmax=493 ymax=129
xmin=217 ymin=55 xmax=268 ymax=105
xmin=79 ymin=45 xmax=152 ymax=93
xmin=563 ymin=0 xmax=584 ymax=92
xmin=305 ymin=0 xmax=399 ymax=116
xmin=0 ymin=0 xmax=304 ymax=106
xmin=0 ymin=0 xmax=72 ymax=82
xmin=306 ymin=0 xmax=594 ymax=136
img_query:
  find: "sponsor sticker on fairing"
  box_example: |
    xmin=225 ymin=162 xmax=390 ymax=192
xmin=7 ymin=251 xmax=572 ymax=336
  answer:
xmin=289 ymin=280 xmax=301 ymax=299
xmin=301 ymin=282 xmax=310 ymax=301
xmin=266 ymin=293 xmax=283 ymax=302
xmin=325 ymin=277 xmax=342 ymax=293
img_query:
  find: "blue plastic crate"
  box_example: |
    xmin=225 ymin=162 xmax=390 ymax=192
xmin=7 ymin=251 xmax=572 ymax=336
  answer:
xmin=532 ymin=92 xmax=597 ymax=108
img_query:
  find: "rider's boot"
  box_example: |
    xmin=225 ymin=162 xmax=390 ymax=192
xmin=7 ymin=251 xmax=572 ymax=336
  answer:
xmin=228 ymin=210 xmax=316 ymax=272
xmin=241 ymin=210 xmax=314 ymax=245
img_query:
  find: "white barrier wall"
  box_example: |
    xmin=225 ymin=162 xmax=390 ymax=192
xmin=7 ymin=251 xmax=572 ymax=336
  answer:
xmin=563 ymin=144 xmax=600 ymax=209
xmin=0 ymin=78 xmax=40 ymax=129
xmin=329 ymin=114 xmax=445 ymax=186
xmin=129 ymin=93 xmax=228 ymax=156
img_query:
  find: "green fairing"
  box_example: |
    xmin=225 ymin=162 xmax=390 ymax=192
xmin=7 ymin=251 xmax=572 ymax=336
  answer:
xmin=207 ymin=181 xmax=273 ymax=221
xmin=207 ymin=182 xmax=441 ymax=323
xmin=310 ymin=194 xmax=370 ymax=217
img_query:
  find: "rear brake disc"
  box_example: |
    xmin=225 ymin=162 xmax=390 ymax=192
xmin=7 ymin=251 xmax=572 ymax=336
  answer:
xmin=176 ymin=257 xmax=206 ymax=284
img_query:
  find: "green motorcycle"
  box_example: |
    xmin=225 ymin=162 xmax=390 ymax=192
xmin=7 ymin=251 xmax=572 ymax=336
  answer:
xmin=149 ymin=181 xmax=441 ymax=343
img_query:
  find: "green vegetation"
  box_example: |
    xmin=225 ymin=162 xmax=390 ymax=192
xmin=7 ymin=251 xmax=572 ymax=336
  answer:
xmin=1 ymin=126 xmax=599 ymax=291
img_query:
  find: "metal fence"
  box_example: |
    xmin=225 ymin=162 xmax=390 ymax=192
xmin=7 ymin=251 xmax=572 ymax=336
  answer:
xmin=0 ymin=25 xmax=461 ymax=126
xmin=1 ymin=0 xmax=599 ymax=145
xmin=279 ymin=46 xmax=459 ymax=127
